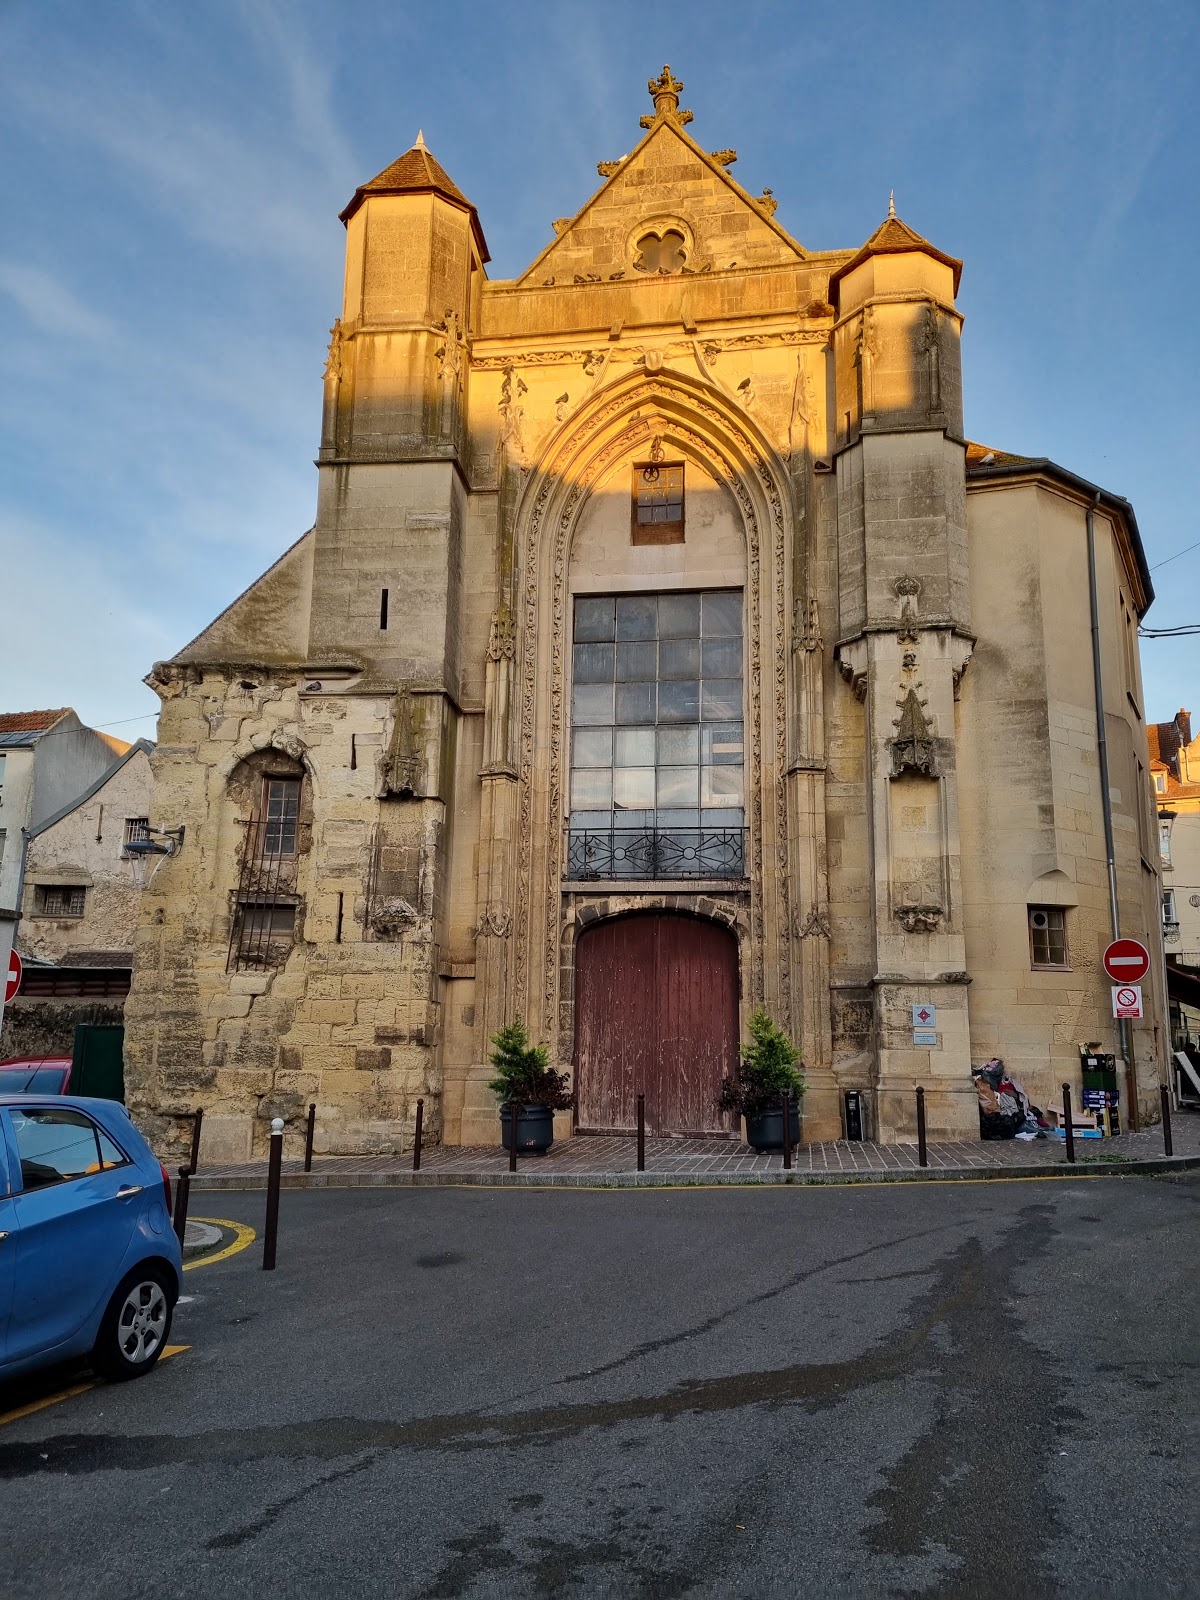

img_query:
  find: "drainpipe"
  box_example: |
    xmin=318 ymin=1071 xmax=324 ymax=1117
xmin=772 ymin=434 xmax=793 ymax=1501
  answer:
xmin=1086 ymin=491 xmax=1138 ymax=1127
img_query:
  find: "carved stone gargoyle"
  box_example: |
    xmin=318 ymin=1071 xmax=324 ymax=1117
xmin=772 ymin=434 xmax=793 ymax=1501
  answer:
xmin=891 ymin=687 xmax=937 ymax=777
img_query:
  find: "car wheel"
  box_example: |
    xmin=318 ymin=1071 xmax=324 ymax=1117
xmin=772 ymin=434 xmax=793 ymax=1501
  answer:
xmin=92 ymin=1266 xmax=175 ymax=1381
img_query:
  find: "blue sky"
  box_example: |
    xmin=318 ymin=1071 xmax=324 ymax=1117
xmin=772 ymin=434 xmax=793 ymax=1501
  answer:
xmin=1 ymin=0 xmax=1196 ymax=742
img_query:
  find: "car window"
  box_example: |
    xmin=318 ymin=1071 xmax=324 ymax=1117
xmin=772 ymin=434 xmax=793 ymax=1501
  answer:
xmin=28 ymin=1066 xmax=68 ymax=1093
xmin=0 ymin=1067 xmax=35 ymax=1092
xmin=10 ymin=1108 xmax=103 ymax=1191
xmin=97 ymin=1128 xmax=130 ymax=1169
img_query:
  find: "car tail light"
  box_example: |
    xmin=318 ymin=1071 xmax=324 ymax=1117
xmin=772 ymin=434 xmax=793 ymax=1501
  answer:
xmin=160 ymin=1162 xmax=172 ymax=1215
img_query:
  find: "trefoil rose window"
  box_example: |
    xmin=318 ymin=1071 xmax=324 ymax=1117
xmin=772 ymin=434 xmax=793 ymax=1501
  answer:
xmin=632 ymin=463 xmax=685 ymax=545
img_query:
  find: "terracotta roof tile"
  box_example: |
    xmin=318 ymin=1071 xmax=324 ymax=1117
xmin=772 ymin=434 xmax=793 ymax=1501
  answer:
xmin=339 ymin=134 xmax=489 ymax=261
xmin=829 ymin=208 xmax=962 ymax=295
xmin=965 ymin=441 xmax=1036 ymax=467
xmin=0 ymin=708 xmax=69 ymax=734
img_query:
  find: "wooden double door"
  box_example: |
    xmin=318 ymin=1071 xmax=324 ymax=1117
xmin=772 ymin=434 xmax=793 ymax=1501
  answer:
xmin=574 ymin=912 xmax=739 ymax=1136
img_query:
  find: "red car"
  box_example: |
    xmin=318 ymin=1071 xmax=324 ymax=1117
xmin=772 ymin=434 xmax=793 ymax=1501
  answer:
xmin=0 ymin=1056 xmax=73 ymax=1094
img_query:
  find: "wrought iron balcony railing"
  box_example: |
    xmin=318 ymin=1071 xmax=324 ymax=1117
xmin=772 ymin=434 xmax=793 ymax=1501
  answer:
xmin=565 ymin=825 xmax=747 ymax=882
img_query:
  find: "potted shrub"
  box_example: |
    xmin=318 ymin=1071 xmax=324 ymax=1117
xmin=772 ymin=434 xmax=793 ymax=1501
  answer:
xmin=718 ymin=1010 xmax=805 ymax=1152
xmin=488 ymin=1022 xmax=574 ymax=1156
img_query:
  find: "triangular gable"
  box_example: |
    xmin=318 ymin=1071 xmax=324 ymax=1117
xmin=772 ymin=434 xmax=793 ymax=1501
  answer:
xmin=516 ymin=117 xmax=804 ymax=286
xmin=172 ymin=529 xmax=314 ymax=667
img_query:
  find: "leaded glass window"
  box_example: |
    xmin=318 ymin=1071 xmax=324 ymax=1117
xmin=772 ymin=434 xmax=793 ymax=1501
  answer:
xmin=568 ymin=591 xmax=745 ymax=879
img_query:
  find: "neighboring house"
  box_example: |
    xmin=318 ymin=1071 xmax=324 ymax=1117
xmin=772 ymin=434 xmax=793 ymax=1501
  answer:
xmin=1150 ymin=708 xmax=1200 ymax=1051
xmin=126 ymin=68 xmax=1166 ymax=1161
xmin=0 ymin=709 xmax=127 ymax=913
xmin=1 ymin=741 xmax=153 ymax=1060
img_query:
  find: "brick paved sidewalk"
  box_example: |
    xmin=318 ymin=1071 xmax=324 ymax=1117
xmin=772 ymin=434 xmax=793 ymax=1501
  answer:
xmin=188 ymin=1112 xmax=1200 ymax=1189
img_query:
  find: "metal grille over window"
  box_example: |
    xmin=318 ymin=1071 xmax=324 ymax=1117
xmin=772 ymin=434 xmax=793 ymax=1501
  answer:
xmin=227 ymin=777 xmax=302 ymax=971
xmin=568 ymin=590 xmax=745 ymax=880
xmin=1028 ymin=906 xmax=1067 ymax=969
xmin=632 ymin=463 xmax=684 ymax=544
xmin=36 ymin=885 xmax=86 ymax=917
xmin=123 ymin=817 xmax=151 ymax=852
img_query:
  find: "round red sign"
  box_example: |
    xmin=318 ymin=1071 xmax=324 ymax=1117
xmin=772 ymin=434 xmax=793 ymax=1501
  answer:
xmin=4 ymin=948 xmax=22 ymax=1004
xmin=1102 ymin=938 xmax=1150 ymax=984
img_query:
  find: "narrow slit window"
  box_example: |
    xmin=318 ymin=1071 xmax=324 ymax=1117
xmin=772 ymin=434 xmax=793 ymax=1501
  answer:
xmin=380 ymin=588 xmax=389 ymax=630
xmin=631 ymin=463 xmax=685 ymax=545
xmin=261 ymin=778 xmax=301 ymax=857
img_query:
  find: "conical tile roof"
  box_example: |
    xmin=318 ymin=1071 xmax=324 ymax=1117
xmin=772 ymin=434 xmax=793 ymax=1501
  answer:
xmin=339 ymin=133 xmax=489 ymax=261
xmin=829 ymin=206 xmax=961 ymax=295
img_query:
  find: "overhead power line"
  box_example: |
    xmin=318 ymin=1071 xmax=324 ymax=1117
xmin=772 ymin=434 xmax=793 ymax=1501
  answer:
xmin=1149 ymin=538 xmax=1200 ymax=572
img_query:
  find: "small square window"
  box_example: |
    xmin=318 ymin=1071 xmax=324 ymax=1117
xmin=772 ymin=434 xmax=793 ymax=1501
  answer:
xmin=36 ymin=885 xmax=86 ymax=918
xmin=123 ymin=817 xmax=151 ymax=851
xmin=1028 ymin=906 xmax=1068 ymax=969
xmin=631 ymin=463 xmax=684 ymax=545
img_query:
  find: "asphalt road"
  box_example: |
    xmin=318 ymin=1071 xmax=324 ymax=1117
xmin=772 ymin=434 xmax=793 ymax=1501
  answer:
xmin=1 ymin=1175 xmax=1197 ymax=1599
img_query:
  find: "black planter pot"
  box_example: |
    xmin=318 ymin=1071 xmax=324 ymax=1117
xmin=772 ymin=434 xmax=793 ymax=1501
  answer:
xmin=500 ymin=1103 xmax=555 ymax=1155
xmin=744 ymin=1100 xmax=802 ymax=1152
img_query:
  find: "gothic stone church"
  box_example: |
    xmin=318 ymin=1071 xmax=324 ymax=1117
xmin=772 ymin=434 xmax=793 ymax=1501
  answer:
xmin=127 ymin=68 xmax=1166 ymax=1159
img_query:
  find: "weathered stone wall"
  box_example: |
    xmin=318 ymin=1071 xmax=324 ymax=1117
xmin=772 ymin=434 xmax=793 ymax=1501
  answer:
xmin=0 ymin=998 xmax=123 ymax=1059
xmin=22 ymin=746 xmax=152 ymax=963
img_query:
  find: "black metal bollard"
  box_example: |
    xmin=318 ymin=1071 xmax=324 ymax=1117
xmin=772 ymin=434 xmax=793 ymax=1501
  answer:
xmin=508 ymin=1101 xmax=518 ymax=1172
xmin=172 ymin=1164 xmax=191 ymax=1246
xmin=188 ymin=1109 xmax=203 ymax=1175
xmin=413 ymin=1097 xmax=424 ymax=1172
xmin=781 ymin=1090 xmax=793 ymax=1169
xmin=1160 ymin=1084 xmax=1173 ymax=1157
xmin=916 ymin=1085 xmax=928 ymax=1168
xmin=1062 ymin=1083 xmax=1076 ymax=1165
xmin=636 ymin=1093 xmax=645 ymax=1172
xmin=304 ymin=1102 xmax=316 ymax=1173
xmin=262 ymin=1116 xmax=284 ymax=1271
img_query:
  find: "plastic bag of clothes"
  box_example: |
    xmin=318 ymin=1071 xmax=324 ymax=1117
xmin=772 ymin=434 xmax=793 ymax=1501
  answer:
xmin=971 ymin=1058 xmax=1049 ymax=1140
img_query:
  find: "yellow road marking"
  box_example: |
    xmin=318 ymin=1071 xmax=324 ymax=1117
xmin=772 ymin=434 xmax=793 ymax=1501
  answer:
xmin=0 ymin=1380 xmax=94 ymax=1426
xmin=183 ymin=1217 xmax=256 ymax=1270
xmin=0 ymin=1344 xmax=189 ymax=1428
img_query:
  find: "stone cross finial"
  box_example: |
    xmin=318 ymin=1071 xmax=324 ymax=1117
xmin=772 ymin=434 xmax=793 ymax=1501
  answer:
xmin=648 ymin=64 xmax=683 ymax=115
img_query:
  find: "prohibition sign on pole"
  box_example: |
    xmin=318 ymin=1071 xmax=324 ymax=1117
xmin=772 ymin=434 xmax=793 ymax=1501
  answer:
xmin=4 ymin=948 xmax=21 ymax=1004
xmin=1102 ymin=938 xmax=1150 ymax=984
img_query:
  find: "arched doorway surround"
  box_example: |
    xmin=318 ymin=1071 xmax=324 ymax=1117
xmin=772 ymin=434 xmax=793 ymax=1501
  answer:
xmin=504 ymin=366 xmax=800 ymax=1066
xmin=574 ymin=910 xmax=740 ymax=1135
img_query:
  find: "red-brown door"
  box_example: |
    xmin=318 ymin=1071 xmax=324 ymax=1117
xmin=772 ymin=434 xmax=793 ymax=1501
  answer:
xmin=574 ymin=913 xmax=739 ymax=1135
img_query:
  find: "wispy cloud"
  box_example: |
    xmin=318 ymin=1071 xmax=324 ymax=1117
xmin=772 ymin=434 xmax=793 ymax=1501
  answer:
xmin=0 ymin=263 xmax=115 ymax=342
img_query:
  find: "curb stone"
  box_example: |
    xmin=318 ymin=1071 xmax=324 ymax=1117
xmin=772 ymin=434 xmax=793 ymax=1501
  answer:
xmin=189 ymin=1153 xmax=1200 ymax=1192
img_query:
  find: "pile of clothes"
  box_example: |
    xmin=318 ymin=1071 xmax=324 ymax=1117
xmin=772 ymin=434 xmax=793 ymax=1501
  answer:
xmin=971 ymin=1058 xmax=1052 ymax=1140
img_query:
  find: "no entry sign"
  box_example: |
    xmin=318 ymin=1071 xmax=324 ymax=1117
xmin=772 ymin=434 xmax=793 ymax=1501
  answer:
xmin=4 ymin=948 xmax=21 ymax=1004
xmin=1102 ymin=938 xmax=1150 ymax=984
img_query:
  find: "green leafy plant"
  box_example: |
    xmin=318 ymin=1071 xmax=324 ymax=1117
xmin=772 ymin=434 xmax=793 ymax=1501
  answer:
xmin=487 ymin=1022 xmax=575 ymax=1109
xmin=718 ymin=1010 xmax=805 ymax=1118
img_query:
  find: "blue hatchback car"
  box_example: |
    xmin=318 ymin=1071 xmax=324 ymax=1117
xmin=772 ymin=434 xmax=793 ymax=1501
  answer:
xmin=0 ymin=1095 xmax=182 ymax=1383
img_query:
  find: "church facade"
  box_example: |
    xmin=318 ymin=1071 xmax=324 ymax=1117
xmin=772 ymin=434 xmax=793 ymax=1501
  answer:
xmin=126 ymin=69 xmax=1167 ymax=1159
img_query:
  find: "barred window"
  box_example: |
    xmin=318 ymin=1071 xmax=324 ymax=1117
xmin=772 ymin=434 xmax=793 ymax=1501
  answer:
xmin=123 ymin=817 xmax=151 ymax=851
xmin=631 ymin=463 xmax=684 ymax=544
xmin=1028 ymin=906 xmax=1068 ymax=969
xmin=36 ymin=885 xmax=87 ymax=918
xmin=230 ymin=901 xmax=296 ymax=970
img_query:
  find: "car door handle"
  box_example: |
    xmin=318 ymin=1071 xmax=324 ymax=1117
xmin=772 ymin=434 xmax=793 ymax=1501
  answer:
xmin=0 ymin=1231 xmax=8 ymax=1242
xmin=116 ymin=1184 xmax=144 ymax=1198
